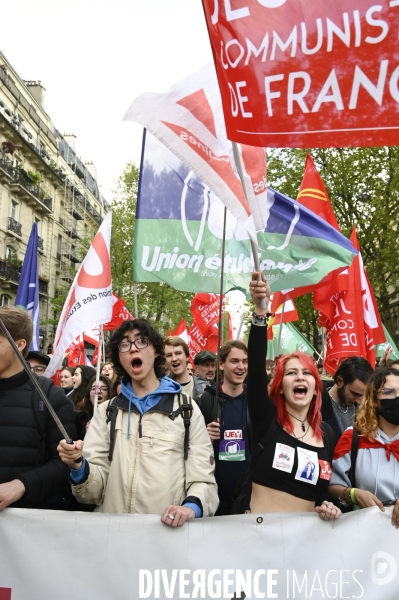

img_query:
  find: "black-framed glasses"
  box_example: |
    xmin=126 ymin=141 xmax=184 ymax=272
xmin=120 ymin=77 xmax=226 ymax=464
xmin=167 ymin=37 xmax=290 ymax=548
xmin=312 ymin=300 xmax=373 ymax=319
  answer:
xmin=90 ymin=386 xmax=109 ymax=393
xmin=118 ymin=337 xmax=149 ymax=353
xmin=29 ymin=365 xmax=46 ymax=374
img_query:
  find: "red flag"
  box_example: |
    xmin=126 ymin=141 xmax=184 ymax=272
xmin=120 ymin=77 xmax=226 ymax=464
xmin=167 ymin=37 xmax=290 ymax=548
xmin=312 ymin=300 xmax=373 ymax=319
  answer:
xmin=188 ymin=319 xmax=218 ymax=363
xmin=201 ymin=1 xmax=399 ymax=149
xmin=103 ymin=293 xmax=134 ymax=331
xmin=323 ymin=229 xmax=378 ymax=374
xmin=297 ymin=154 xmax=340 ymax=230
xmin=190 ymin=293 xmax=224 ymax=336
xmin=352 ymin=232 xmax=385 ymax=345
xmin=51 ymin=369 xmax=62 ymax=387
xmin=65 ymin=335 xmax=85 ymax=367
xmin=171 ymin=318 xmax=189 ymax=344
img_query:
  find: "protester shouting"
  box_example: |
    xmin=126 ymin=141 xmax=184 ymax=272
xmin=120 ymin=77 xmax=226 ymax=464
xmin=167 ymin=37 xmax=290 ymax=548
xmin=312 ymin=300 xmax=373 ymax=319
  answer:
xmin=58 ymin=319 xmax=218 ymax=526
xmin=329 ymin=367 xmax=399 ymax=527
xmin=232 ymin=273 xmax=340 ymax=522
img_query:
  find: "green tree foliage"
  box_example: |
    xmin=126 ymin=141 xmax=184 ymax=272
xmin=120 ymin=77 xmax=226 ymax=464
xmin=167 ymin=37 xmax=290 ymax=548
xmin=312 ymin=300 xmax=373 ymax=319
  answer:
xmin=110 ymin=162 xmax=192 ymax=337
xmin=267 ymin=147 xmax=399 ymax=342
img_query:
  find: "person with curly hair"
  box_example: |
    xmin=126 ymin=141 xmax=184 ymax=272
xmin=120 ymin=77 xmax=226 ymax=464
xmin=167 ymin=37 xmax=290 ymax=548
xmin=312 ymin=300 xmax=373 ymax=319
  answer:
xmin=329 ymin=367 xmax=399 ymax=527
xmin=57 ymin=318 xmax=218 ymax=524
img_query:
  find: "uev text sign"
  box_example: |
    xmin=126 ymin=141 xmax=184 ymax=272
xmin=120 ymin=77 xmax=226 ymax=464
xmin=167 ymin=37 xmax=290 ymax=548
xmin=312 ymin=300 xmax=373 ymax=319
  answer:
xmin=201 ymin=0 xmax=399 ymax=147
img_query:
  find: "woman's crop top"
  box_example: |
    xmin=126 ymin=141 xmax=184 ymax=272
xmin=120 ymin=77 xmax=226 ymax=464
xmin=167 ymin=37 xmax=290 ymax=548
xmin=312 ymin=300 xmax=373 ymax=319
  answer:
xmin=247 ymin=324 xmax=334 ymax=503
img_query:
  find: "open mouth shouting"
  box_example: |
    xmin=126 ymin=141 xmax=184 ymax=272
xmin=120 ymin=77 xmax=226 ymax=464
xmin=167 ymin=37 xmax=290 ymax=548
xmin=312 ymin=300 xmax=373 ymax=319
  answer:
xmin=131 ymin=358 xmax=143 ymax=374
xmin=293 ymin=385 xmax=308 ymax=399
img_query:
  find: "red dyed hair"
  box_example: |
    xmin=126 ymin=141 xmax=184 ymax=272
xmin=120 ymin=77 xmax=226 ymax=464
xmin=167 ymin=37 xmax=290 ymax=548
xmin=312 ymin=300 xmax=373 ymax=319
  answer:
xmin=269 ymin=352 xmax=323 ymax=441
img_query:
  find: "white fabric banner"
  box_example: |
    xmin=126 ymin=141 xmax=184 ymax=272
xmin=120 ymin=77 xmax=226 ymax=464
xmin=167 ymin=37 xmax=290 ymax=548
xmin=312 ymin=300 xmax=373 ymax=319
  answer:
xmin=45 ymin=212 xmax=113 ymax=377
xmin=0 ymin=508 xmax=398 ymax=599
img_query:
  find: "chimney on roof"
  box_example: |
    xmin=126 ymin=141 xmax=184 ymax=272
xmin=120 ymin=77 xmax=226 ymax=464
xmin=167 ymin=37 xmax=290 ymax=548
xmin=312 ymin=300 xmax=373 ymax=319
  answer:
xmin=25 ymin=80 xmax=46 ymax=108
xmin=85 ymin=161 xmax=97 ymax=181
xmin=64 ymin=134 xmax=77 ymax=153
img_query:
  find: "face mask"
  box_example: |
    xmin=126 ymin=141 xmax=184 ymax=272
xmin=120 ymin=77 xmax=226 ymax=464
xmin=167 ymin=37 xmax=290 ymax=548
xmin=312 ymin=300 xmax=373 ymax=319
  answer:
xmin=378 ymin=397 xmax=399 ymax=426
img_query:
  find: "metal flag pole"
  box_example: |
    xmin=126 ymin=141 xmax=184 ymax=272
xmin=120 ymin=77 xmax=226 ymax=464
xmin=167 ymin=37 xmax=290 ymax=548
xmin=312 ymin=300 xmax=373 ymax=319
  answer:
xmin=236 ymin=311 xmax=246 ymax=340
xmin=215 ymin=206 xmax=227 ymax=412
xmin=231 ymin=141 xmax=267 ymax=311
xmin=0 ymin=317 xmax=72 ymax=442
xmin=93 ymin=324 xmax=103 ymax=413
xmin=276 ymin=303 xmax=285 ymax=356
xmin=134 ymin=282 xmax=139 ymax=318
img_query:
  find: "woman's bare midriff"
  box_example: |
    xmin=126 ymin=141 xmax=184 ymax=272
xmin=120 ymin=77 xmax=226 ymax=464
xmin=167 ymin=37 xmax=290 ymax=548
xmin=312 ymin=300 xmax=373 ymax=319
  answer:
xmin=250 ymin=483 xmax=315 ymax=513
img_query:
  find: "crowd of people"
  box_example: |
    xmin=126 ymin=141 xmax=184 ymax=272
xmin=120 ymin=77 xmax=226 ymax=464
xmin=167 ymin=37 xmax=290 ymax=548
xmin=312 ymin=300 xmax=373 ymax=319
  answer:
xmin=1 ymin=271 xmax=399 ymax=528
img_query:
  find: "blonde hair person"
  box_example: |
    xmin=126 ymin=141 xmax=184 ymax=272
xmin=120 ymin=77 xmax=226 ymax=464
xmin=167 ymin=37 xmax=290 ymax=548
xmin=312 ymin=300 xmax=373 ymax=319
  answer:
xmin=329 ymin=367 xmax=399 ymax=528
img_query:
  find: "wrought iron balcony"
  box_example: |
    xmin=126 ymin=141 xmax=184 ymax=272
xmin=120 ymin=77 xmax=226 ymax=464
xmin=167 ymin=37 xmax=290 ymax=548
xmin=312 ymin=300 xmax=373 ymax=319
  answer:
xmin=38 ymin=236 xmax=44 ymax=251
xmin=8 ymin=216 xmax=22 ymax=236
xmin=0 ymin=260 xmax=21 ymax=284
xmin=0 ymin=151 xmax=14 ymax=180
xmin=10 ymin=169 xmax=53 ymax=213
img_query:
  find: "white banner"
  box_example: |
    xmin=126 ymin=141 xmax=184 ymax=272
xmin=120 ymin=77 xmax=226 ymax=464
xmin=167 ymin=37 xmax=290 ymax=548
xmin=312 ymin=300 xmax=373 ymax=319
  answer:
xmin=0 ymin=508 xmax=398 ymax=599
xmin=45 ymin=212 xmax=113 ymax=377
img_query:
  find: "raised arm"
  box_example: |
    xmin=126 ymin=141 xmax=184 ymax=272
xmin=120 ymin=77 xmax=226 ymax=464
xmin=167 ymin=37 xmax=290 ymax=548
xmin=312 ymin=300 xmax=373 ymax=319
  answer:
xmin=247 ymin=272 xmax=275 ymax=448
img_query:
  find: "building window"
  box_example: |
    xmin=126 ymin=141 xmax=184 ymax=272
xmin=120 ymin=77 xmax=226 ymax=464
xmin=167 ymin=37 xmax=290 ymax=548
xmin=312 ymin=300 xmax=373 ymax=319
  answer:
xmin=34 ymin=216 xmax=42 ymax=235
xmin=0 ymin=294 xmax=10 ymax=306
xmin=5 ymin=245 xmax=13 ymax=261
xmin=10 ymin=199 xmax=19 ymax=221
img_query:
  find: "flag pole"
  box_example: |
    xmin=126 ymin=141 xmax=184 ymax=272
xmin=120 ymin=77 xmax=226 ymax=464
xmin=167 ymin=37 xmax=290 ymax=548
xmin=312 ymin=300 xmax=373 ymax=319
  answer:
xmin=215 ymin=206 xmax=227 ymax=411
xmin=236 ymin=311 xmax=246 ymax=340
xmin=93 ymin=325 xmax=103 ymax=414
xmin=232 ymin=142 xmax=267 ymax=311
xmin=276 ymin=304 xmax=285 ymax=356
xmin=0 ymin=318 xmax=72 ymax=441
xmin=134 ymin=282 xmax=139 ymax=318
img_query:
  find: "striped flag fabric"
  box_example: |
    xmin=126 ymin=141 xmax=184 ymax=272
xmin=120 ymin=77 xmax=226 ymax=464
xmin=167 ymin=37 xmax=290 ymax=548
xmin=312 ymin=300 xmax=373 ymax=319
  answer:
xmin=14 ymin=222 xmax=40 ymax=350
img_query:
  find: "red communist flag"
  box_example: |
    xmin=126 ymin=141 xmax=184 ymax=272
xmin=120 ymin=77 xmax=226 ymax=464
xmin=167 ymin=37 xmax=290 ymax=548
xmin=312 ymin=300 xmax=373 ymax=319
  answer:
xmin=188 ymin=319 xmax=218 ymax=363
xmin=190 ymin=293 xmax=224 ymax=336
xmin=297 ymin=154 xmax=340 ymax=230
xmin=201 ymin=1 xmax=399 ymax=149
xmin=323 ymin=229 xmax=379 ymax=374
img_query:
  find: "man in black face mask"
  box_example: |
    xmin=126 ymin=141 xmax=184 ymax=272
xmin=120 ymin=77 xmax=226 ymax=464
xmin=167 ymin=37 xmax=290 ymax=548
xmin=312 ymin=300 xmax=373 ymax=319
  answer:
xmin=321 ymin=357 xmax=373 ymax=443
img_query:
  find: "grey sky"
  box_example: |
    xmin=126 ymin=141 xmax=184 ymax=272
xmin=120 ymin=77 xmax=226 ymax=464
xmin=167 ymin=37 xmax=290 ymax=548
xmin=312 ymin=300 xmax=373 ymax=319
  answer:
xmin=2 ymin=0 xmax=212 ymax=202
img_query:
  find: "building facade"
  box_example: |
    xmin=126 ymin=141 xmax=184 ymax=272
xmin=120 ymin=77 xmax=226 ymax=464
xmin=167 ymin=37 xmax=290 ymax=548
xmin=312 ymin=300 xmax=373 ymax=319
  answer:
xmin=0 ymin=51 xmax=108 ymax=351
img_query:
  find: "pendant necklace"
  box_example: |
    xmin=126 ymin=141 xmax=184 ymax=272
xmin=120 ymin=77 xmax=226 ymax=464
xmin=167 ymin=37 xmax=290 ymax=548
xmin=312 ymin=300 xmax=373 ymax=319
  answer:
xmin=328 ymin=389 xmax=348 ymax=414
xmin=291 ymin=423 xmax=310 ymax=441
xmin=287 ymin=411 xmax=308 ymax=432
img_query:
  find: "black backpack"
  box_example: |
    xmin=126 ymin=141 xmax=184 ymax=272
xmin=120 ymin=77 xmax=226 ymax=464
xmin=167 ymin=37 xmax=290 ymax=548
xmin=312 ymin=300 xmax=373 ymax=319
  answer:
xmin=105 ymin=393 xmax=193 ymax=462
xmin=231 ymin=420 xmax=335 ymax=515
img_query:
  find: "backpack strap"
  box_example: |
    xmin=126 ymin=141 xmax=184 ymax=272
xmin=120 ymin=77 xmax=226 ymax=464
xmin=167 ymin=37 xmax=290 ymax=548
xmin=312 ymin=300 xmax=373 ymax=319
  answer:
xmin=169 ymin=393 xmax=193 ymax=460
xmin=105 ymin=397 xmax=119 ymax=462
xmin=349 ymin=427 xmax=359 ymax=488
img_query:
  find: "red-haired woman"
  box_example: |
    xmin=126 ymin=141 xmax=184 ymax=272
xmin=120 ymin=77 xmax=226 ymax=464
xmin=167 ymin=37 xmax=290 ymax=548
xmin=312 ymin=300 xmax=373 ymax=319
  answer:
xmin=243 ymin=272 xmax=340 ymax=521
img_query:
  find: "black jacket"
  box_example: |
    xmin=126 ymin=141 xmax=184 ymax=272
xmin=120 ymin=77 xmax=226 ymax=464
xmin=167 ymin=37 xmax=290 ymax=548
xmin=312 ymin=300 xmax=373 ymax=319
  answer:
xmin=0 ymin=370 xmax=77 ymax=509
